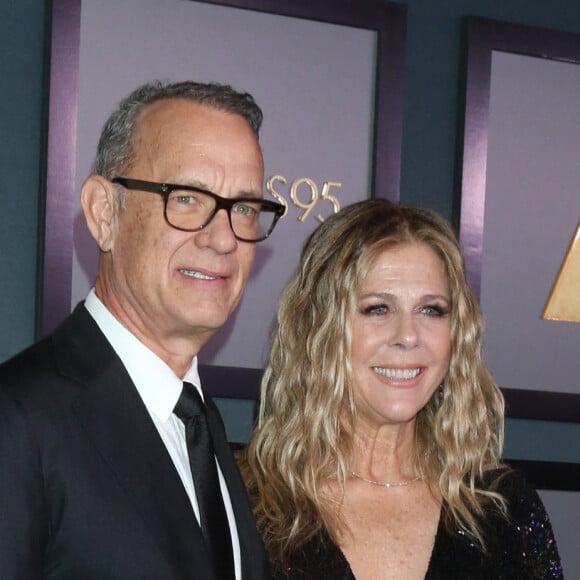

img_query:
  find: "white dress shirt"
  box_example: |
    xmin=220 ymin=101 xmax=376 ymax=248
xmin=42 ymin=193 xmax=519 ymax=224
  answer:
xmin=84 ymin=289 xmax=241 ymax=578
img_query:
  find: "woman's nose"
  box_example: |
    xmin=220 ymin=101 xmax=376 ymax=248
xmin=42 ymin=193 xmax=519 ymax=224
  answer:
xmin=389 ymin=313 xmax=419 ymax=349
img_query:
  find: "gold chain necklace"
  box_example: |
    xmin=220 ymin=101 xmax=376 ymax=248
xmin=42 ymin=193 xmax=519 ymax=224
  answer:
xmin=350 ymin=470 xmax=421 ymax=489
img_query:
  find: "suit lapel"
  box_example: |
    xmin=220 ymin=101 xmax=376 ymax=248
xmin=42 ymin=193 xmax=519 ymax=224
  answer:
xmin=53 ymin=306 xmax=216 ymax=579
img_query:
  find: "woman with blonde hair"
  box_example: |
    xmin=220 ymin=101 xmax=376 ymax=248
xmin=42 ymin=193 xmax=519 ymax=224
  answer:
xmin=241 ymin=199 xmax=562 ymax=579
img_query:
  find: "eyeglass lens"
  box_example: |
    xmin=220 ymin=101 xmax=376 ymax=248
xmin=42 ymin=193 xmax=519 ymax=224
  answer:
xmin=166 ymin=188 xmax=276 ymax=240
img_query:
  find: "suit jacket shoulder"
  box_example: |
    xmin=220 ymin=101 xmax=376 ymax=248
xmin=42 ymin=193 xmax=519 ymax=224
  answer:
xmin=0 ymin=304 xmax=268 ymax=579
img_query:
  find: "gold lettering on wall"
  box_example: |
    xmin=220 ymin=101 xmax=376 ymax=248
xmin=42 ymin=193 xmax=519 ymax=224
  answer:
xmin=542 ymin=221 xmax=580 ymax=323
xmin=266 ymin=175 xmax=342 ymax=223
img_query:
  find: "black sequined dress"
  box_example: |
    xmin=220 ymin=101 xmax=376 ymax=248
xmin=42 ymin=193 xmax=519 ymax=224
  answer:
xmin=272 ymin=470 xmax=563 ymax=579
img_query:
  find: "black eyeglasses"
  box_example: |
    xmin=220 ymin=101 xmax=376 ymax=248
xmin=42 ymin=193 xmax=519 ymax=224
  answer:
xmin=112 ymin=177 xmax=285 ymax=242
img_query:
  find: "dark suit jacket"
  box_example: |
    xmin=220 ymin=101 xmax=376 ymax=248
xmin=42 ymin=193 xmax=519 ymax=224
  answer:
xmin=0 ymin=304 xmax=269 ymax=580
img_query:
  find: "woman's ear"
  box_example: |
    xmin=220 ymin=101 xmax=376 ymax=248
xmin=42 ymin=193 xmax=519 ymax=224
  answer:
xmin=81 ymin=174 xmax=119 ymax=252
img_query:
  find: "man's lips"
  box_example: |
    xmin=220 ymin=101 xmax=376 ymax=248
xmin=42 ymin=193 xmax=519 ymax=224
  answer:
xmin=178 ymin=268 xmax=223 ymax=281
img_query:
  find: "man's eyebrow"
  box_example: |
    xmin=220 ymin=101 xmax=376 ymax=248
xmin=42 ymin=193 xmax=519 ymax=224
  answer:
xmin=235 ymin=190 xmax=262 ymax=200
xmin=173 ymin=180 xmax=263 ymax=200
xmin=173 ymin=178 xmax=211 ymax=191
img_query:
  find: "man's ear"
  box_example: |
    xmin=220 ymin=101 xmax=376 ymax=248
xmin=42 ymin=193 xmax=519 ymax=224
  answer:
xmin=81 ymin=174 xmax=119 ymax=252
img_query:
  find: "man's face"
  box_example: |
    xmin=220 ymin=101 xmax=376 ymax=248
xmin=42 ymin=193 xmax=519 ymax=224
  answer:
xmin=101 ymin=98 xmax=264 ymax=356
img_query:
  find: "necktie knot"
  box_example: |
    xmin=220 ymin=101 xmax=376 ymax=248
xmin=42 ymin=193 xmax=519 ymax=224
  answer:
xmin=174 ymin=381 xmax=204 ymax=423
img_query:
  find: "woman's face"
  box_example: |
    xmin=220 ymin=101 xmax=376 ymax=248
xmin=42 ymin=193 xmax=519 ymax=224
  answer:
xmin=350 ymin=242 xmax=452 ymax=430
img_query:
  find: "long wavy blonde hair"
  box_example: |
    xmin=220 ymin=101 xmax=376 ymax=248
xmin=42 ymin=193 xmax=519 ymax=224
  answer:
xmin=241 ymin=200 xmax=506 ymax=564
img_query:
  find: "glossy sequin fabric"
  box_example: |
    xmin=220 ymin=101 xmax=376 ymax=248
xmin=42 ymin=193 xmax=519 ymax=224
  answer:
xmin=271 ymin=470 xmax=563 ymax=579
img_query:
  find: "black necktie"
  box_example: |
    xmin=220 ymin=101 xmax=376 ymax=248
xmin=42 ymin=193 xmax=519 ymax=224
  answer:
xmin=174 ymin=382 xmax=235 ymax=579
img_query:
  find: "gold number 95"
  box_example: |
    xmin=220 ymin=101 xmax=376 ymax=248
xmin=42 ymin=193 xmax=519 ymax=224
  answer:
xmin=267 ymin=175 xmax=342 ymax=223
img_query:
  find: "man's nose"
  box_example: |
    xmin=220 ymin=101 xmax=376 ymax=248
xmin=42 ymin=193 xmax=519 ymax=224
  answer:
xmin=195 ymin=208 xmax=238 ymax=253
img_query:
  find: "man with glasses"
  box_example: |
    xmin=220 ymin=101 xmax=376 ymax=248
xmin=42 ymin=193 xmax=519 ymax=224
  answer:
xmin=0 ymin=81 xmax=283 ymax=579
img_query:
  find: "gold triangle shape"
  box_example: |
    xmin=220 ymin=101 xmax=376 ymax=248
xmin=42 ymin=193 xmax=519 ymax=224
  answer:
xmin=542 ymin=221 xmax=580 ymax=323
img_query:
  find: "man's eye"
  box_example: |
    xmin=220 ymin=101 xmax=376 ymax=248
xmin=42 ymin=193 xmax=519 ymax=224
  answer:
xmin=175 ymin=195 xmax=195 ymax=204
xmin=233 ymin=203 xmax=257 ymax=217
xmin=169 ymin=190 xmax=206 ymax=207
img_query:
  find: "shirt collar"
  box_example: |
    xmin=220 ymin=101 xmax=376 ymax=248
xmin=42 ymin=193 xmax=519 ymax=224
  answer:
xmin=84 ymin=289 xmax=202 ymax=422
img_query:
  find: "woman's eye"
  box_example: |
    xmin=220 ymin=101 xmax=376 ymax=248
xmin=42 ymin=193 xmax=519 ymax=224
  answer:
xmin=422 ymin=304 xmax=449 ymax=317
xmin=362 ymin=304 xmax=389 ymax=316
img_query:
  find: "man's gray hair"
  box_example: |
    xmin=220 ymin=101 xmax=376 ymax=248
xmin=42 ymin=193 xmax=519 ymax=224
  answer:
xmin=94 ymin=80 xmax=263 ymax=180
